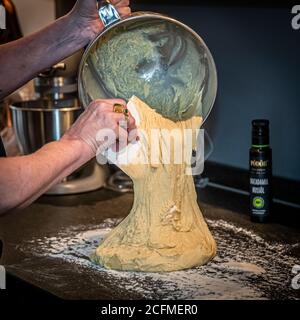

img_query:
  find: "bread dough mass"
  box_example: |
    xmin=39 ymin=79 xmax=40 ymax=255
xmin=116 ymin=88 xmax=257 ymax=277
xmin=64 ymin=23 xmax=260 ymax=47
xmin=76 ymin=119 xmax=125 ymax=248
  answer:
xmin=92 ymin=96 xmax=216 ymax=272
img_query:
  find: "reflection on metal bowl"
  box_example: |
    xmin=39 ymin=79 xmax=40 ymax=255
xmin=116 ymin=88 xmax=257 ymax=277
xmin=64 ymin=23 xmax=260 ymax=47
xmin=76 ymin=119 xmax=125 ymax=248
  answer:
xmin=10 ymin=98 xmax=82 ymax=155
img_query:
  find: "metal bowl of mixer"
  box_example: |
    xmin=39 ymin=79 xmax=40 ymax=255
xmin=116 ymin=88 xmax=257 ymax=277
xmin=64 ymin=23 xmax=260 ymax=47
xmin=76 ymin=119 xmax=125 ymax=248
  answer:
xmin=10 ymin=99 xmax=82 ymax=154
xmin=78 ymin=3 xmax=217 ymax=123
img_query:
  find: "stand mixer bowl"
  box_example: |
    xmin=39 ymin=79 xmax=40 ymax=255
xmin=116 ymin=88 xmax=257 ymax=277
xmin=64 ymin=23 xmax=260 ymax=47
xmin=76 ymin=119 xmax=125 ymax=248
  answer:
xmin=10 ymin=99 xmax=81 ymax=154
xmin=78 ymin=8 xmax=217 ymax=123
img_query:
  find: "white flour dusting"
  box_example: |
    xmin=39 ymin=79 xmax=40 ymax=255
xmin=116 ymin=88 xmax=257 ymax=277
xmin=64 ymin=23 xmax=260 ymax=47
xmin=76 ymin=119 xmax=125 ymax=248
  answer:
xmin=23 ymin=218 xmax=300 ymax=300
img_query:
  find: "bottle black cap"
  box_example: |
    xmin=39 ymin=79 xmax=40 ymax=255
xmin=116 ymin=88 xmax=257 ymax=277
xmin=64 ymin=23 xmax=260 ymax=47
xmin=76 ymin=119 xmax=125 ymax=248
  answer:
xmin=252 ymin=119 xmax=270 ymax=146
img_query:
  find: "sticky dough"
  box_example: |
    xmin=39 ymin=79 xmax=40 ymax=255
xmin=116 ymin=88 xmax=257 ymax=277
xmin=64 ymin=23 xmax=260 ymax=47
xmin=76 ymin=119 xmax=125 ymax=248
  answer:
xmin=91 ymin=96 xmax=216 ymax=272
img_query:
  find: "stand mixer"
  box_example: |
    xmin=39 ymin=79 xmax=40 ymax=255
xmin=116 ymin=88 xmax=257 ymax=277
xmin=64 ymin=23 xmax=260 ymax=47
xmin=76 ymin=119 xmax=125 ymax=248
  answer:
xmin=10 ymin=62 xmax=108 ymax=195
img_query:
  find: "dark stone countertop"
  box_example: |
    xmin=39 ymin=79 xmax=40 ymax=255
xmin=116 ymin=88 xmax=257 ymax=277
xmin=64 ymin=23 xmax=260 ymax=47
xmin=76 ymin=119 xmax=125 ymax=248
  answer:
xmin=0 ymin=186 xmax=299 ymax=300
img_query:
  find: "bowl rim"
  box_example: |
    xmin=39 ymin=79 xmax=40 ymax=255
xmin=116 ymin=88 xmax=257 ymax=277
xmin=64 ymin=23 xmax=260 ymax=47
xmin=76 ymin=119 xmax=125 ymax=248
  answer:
xmin=10 ymin=99 xmax=82 ymax=112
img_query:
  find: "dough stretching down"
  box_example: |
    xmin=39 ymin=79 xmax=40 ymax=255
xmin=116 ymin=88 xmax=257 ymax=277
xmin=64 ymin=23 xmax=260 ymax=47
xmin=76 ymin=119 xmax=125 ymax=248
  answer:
xmin=91 ymin=96 xmax=216 ymax=272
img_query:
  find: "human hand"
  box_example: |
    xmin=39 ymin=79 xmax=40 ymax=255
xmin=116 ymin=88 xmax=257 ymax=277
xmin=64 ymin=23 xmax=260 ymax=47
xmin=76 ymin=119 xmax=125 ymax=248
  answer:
xmin=62 ymin=99 xmax=136 ymax=160
xmin=71 ymin=0 xmax=131 ymax=42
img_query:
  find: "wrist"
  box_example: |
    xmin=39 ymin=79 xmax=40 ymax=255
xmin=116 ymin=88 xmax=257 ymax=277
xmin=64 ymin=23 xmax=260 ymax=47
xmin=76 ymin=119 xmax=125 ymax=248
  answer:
xmin=67 ymin=10 xmax=103 ymax=45
xmin=59 ymin=136 xmax=94 ymax=163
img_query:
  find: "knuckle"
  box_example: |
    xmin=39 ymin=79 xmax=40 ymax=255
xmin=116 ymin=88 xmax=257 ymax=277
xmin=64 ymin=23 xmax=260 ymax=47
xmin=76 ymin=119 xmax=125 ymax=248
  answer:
xmin=95 ymin=106 xmax=104 ymax=116
xmin=90 ymin=99 xmax=107 ymax=110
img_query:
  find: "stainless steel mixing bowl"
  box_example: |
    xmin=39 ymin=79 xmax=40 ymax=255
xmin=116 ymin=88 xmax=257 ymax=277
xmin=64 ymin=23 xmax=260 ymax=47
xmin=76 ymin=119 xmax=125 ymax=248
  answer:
xmin=78 ymin=3 xmax=217 ymax=123
xmin=10 ymin=99 xmax=82 ymax=154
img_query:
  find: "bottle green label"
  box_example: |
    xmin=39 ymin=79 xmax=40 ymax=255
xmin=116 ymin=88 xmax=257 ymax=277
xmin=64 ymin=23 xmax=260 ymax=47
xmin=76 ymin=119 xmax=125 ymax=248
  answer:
xmin=249 ymin=151 xmax=271 ymax=218
xmin=253 ymin=197 xmax=265 ymax=209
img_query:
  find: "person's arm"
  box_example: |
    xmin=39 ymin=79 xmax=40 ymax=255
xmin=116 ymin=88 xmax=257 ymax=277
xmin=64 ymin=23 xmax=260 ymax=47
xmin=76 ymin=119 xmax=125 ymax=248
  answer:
xmin=0 ymin=0 xmax=130 ymax=99
xmin=0 ymin=139 xmax=89 ymax=212
xmin=0 ymin=98 xmax=136 ymax=214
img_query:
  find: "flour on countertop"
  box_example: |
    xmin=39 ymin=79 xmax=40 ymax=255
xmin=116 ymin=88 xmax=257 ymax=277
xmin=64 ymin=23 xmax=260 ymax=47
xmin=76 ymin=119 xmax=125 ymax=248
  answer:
xmin=23 ymin=218 xmax=300 ymax=300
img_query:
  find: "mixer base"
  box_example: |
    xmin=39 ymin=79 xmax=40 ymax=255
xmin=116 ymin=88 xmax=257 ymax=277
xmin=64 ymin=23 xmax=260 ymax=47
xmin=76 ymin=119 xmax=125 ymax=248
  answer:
xmin=46 ymin=162 xmax=108 ymax=195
